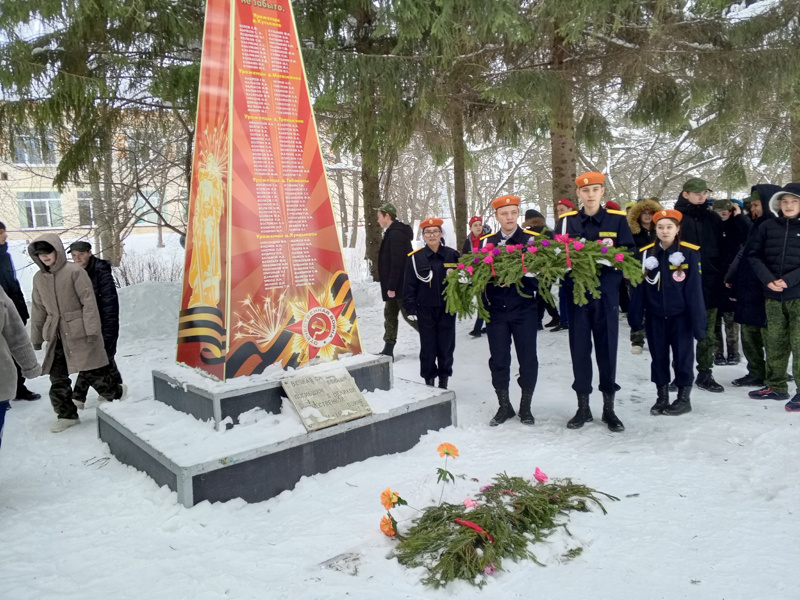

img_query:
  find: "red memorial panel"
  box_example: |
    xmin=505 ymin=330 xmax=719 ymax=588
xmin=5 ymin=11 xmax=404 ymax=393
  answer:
xmin=177 ymin=0 xmax=362 ymax=380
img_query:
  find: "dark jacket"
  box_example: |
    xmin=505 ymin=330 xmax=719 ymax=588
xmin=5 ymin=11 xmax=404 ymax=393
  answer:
xmin=403 ymin=243 xmax=460 ymax=314
xmin=748 ymin=204 xmax=800 ymax=303
xmin=482 ymin=227 xmax=540 ymax=313
xmin=461 ymin=233 xmax=486 ymax=255
xmin=378 ymin=220 xmax=414 ymax=302
xmin=84 ymin=255 xmax=120 ymax=356
xmin=0 ymin=243 xmax=29 ymax=323
xmin=726 ymin=184 xmax=781 ymax=327
xmin=628 ymin=241 xmax=707 ymax=339
xmin=716 ymin=213 xmax=752 ymax=312
xmin=674 ymin=195 xmax=725 ymax=309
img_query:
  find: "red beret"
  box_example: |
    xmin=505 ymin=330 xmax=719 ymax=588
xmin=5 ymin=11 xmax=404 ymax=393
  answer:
xmin=420 ymin=217 xmax=444 ymax=229
xmin=468 ymin=216 xmax=483 ymax=226
xmin=605 ymin=201 xmax=620 ymax=210
xmin=492 ymin=195 xmax=521 ymax=210
xmin=556 ymin=199 xmax=575 ymax=210
xmin=575 ymin=171 xmax=606 ymax=187
xmin=653 ymin=209 xmax=683 ymax=224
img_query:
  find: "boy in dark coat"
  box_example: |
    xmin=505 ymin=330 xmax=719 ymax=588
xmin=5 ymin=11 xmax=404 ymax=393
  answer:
xmin=376 ymin=203 xmax=418 ymax=358
xmin=0 ymin=221 xmax=40 ymax=401
xmin=725 ymin=184 xmax=781 ymax=387
xmin=68 ymin=241 xmax=124 ymax=408
xmin=747 ymin=183 xmax=800 ymax=410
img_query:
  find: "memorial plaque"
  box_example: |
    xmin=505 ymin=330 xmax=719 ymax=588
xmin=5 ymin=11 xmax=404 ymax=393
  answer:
xmin=281 ymin=369 xmax=372 ymax=432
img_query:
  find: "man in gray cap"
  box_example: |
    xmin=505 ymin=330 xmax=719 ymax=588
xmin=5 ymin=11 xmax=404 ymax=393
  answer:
xmin=376 ymin=203 xmax=417 ymax=358
xmin=68 ymin=241 xmax=124 ymax=407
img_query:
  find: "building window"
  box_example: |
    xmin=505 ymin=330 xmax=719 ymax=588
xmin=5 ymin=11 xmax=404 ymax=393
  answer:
xmin=77 ymin=190 xmax=94 ymax=227
xmin=13 ymin=136 xmax=57 ymax=165
xmin=132 ymin=188 xmax=159 ymax=225
xmin=17 ymin=191 xmax=63 ymax=229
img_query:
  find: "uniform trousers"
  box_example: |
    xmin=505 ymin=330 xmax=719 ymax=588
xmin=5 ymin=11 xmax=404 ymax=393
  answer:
xmin=741 ymin=324 xmax=766 ymax=380
xmin=567 ymin=284 xmax=619 ymax=395
xmin=486 ymin=303 xmax=538 ymax=391
xmin=73 ymin=356 xmax=123 ymax=401
xmin=645 ymin=314 xmax=695 ymax=387
xmin=416 ymin=307 xmax=456 ymax=380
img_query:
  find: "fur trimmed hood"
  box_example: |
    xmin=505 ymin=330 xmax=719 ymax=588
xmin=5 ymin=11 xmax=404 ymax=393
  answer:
xmin=627 ymin=198 xmax=664 ymax=235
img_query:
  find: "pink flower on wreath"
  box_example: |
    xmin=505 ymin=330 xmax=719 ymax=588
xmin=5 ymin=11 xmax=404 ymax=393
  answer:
xmin=466 ymin=266 xmax=474 ymax=275
xmin=573 ymin=241 xmax=584 ymax=251
xmin=473 ymin=257 xmax=481 ymax=263
xmin=553 ymin=234 xmax=572 ymax=244
xmin=458 ymin=263 xmax=465 ymax=269
xmin=534 ymin=467 xmax=548 ymax=483
xmin=479 ymin=485 xmax=492 ymax=492
xmin=483 ymin=255 xmax=494 ymax=264
xmin=528 ymin=245 xmax=538 ymax=253
xmin=527 ymin=238 xmax=536 ymax=245
xmin=464 ymin=497 xmax=479 ymax=508
xmin=600 ymin=246 xmax=608 ymax=254
xmin=541 ymin=239 xmax=551 ymax=246
xmin=614 ymin=253 xmax=624 ymax=262
xmin=492 ymin=248 xmax=501 ymax=256
xmin=483 ymin=563 xmax=496 ymax=575
xmin=505 ymin=245 xmax=515 ymax=253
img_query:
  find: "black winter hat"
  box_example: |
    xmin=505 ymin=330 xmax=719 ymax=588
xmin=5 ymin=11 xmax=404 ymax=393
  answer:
xmin=32 ymin=241 xmax=56 ymax=255
xmin=525 ymin=209 xmax=543 ymax=220
xmin=0 ymin=221 xmax=6 ymax=230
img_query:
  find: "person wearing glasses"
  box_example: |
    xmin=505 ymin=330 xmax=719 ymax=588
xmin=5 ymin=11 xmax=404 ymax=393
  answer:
xmin=403 ymin=218 xmax=460 ymax=390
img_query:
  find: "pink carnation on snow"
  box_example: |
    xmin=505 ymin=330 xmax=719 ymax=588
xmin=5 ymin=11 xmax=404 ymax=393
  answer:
xmin=483 ymin=563 xmax=496 ymax=575
xmin=463 ymin=498 xmax=479 ymax=508
xmin=534 ymin=467 xmax=548 ymax=483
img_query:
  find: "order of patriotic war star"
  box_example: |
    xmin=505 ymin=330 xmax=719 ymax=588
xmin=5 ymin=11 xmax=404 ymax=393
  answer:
xmin=558 ymin=172 xmax=635 ymax=432
xmin=482 ymin=194 xmax=543 ymax=427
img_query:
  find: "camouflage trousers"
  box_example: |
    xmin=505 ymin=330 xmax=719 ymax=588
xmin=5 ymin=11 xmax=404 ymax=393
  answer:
xmin=49 ymin=338 xmax=122 ymax=420
xmin=73 ymin=356 xmax=123 ymax=402
xmin=764 ymin=298 xmax=800 ymax=394
xmin=696 ymin=308 xmax=718 ymax=371
xmin=714 ymin=311 xmax=739 ymax=356
xmin=383 ymin=298 xmax=419 ymax=344
xmin=741 ymin=324 xmax=766 ymax=380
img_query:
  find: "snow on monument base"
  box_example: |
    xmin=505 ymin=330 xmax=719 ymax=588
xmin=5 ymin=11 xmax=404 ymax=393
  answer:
xmin=96 ymin=358 xmax=456 ymax=507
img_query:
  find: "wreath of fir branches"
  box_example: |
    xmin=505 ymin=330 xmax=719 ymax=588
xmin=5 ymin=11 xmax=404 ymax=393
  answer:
xmin=444 ymin=236 xmax=643 ymax=321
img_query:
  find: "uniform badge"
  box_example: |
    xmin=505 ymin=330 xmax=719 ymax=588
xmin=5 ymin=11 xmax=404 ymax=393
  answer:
xmin=673 ymin=270 xmax=686 ymax=282
xmin=602 ymin=238 xmax=614 ymax=247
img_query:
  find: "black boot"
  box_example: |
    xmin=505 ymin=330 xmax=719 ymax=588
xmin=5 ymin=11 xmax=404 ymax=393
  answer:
xmin=713 ymin=353 xmax=727 ymax=366
xmin=489 ymin=389 xmax=516 ymax=426
xmin=696 ymin=370 xmax=724 ymax=393
xmin=380 ymin=343 xmax=395 ymax=359
xmin=438 ymin=376 xmax=449 ymax=390
xmin=601 ymin=392 xmax=625 ymax=432
xmin=518 ymin=388 xmax=535 ymax=425
xmin=726 ymin=352 xmax=741 ymax=365
xmin=424 ymin=378 xmax=435 ymax=387
xmin=650 ymin=384 xmax=670 ymax=415
xmin=567 ymin=393 xmax=593 ymax=429
xmin=665 ymin=386 xmax=692 ymax=415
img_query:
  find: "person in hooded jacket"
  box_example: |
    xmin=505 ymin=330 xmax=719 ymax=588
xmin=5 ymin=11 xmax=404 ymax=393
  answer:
xmin=725 ymin=183 xmax=782 ymax=388
xmin=403 ymin=218 xmax=460 ymax=389
xmin=28 ymin=233 xmax=124 ymax=433
xmin=1 ymin=287 xmax=41 ymax=450
xmin=747 ymin=183 xmax=800 ymax=411
xmin=0 ymin=221 xmax=41 ymax=401
xmin=629 ymin=209 xmax=706 ymax=416
xmin=377 ymin=203 xmax=418 ymax=359
xmin=626 ymin=198 xmax=663 ymax=354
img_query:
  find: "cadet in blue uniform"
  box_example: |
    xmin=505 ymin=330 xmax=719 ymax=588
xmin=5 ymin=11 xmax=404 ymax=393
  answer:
xmin=483 ymin=195 xmax=541 ymax=426
xmin=403 ymin=218 xmax=460 ymax=390
xmin=557 ymin=172 xmax=634 ymax=432
xmin=628 ymin=209 xmax=707 ymax=416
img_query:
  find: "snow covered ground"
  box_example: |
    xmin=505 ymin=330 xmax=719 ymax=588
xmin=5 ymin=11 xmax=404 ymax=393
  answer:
xmin=2 ymin=278 xmax=799 ymax=600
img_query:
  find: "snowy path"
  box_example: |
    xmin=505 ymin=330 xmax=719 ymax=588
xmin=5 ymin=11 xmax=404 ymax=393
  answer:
xmin=1 ymin=281 xmax=798 ymax=599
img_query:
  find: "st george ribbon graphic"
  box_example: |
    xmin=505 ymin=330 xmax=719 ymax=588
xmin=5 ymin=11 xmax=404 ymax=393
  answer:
xmin=177 ymin=0 xmax=362 ymax=380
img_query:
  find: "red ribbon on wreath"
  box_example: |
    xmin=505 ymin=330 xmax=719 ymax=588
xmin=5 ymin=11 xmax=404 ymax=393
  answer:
xmin=454 ymin=518 xmax=495 ymax=543
xmin=554 ymin=233 xmax=574 ymax=268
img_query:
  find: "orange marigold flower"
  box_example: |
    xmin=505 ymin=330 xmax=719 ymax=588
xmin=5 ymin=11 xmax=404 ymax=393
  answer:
xmin=380 ymin=515 xmax=396 ymax=537
xmin=380 ymin=486 xmax=399 ymax=510
xmin=437 ymin=443 xmax=459 ymax=458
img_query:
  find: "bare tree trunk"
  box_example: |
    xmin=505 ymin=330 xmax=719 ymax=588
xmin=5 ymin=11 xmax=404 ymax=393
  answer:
xmin=550 ymin=34 xmax=577 ymax=208
xmin=349 ymin=166 xmax=360 ymax=248
xmin=792 ymin=112 xmax=800 ymax=182
xmin=362 ymin=126 xmax=382 ymax=281
xmin=332 ymin=149 xmax=349 ymax=246
xmin=451 ymin=104 xmax=468 ymax=252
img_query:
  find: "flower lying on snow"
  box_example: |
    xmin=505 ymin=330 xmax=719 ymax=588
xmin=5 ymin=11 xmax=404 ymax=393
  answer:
xmin=381 ymin=486 xmax=401 ymax=510
xmin=380 ymin=514 xmax=396 ymax=537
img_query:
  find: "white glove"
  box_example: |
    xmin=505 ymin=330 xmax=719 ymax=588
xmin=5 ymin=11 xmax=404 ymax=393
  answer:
xmin=407 ymin=314 xmax=418 ymax=322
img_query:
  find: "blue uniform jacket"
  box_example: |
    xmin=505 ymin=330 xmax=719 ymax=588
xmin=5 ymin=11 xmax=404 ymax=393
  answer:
xmin=557 ymin=207 xmax=635 ymax=291
xmin=481 ymin=227 xmax=540 ymax=313
xmin=402 ymin=243 xmax=460 ymax=314
xmin=628 ymin=241 xmax=707 ymax=339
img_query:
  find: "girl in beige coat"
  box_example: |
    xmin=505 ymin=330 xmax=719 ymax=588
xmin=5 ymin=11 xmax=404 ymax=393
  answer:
xmin=29 ymin=234 xmax=121 ymax=432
